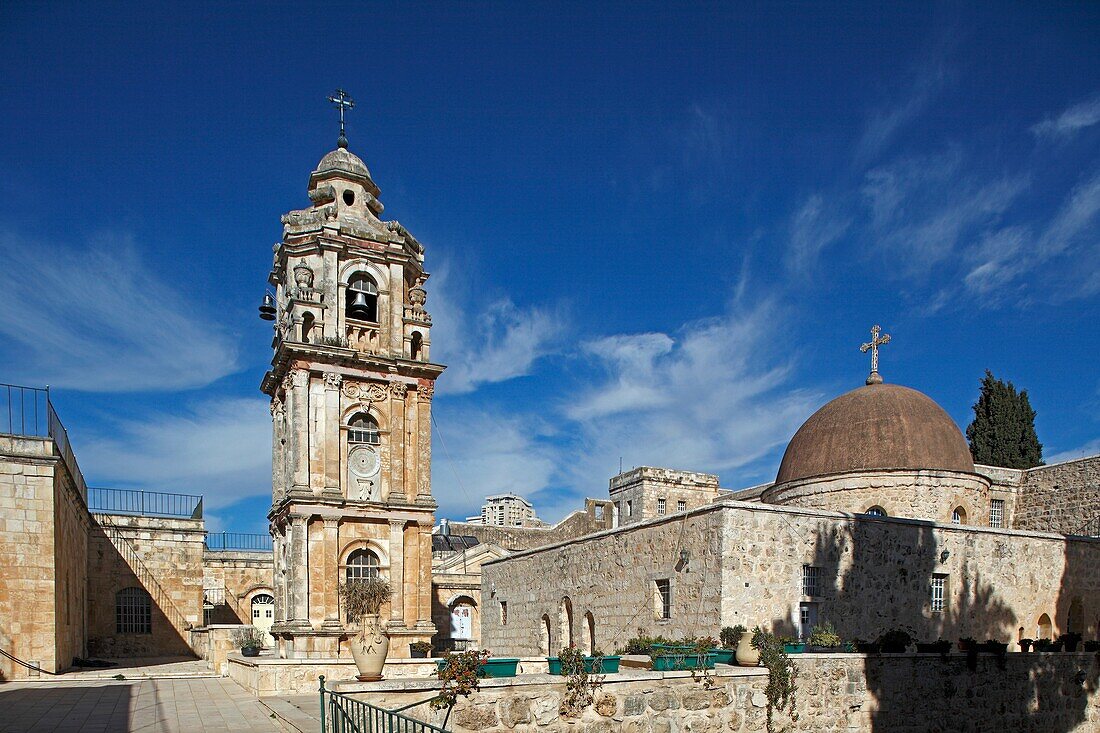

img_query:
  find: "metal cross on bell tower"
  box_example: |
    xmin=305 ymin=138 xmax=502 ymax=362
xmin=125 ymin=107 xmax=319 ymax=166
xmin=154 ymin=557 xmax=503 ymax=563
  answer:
xmin=328 ymin=88 xmax=355 ymax=149
xmin=860 ymin=324 xmax=891 ymax=385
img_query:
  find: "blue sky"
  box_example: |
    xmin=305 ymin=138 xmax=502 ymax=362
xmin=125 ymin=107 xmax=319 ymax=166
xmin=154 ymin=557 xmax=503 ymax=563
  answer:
xmin=2 ymin=3 xmax=1098 ymax=532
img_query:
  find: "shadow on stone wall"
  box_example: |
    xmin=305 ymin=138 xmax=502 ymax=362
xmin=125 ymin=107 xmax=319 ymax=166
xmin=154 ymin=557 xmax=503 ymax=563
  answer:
xmin=87 ymin=523 xmax=195 ymax=659
xmin=802 ymin=518 xmax=1098 ymax=731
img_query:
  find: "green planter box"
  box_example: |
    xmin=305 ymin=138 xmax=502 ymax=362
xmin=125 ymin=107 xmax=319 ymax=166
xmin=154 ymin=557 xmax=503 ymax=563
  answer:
xmin=546 ymin=656 xmax=621 ymax=675
xmin=651 ymin=652 xmax=716 ymax=671
xmin=435 ymin=657 xmax=520 ymax=678
xmin=710 ymin=649 xmax=736 ymax=664
xmin=783 ymin=643 xmax=806 ymax=654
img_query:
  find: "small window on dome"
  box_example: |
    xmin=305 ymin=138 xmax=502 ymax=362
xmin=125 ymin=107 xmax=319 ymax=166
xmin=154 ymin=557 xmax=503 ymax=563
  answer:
xmin=343 ymin=189 xmax=355 ymax=206
xmin=864 ymin=506 xmax=887 ymax=518
xmin=951 ymin=506 xmax=966 ymax=525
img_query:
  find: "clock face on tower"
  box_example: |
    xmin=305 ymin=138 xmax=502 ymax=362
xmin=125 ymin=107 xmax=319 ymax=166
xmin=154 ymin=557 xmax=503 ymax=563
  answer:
xmin=349 ymin=445 xmax=381 ymax=478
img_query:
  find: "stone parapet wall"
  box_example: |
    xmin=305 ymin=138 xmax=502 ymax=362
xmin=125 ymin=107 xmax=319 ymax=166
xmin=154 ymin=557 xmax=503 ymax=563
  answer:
xmin=1013 ymin=455 xmax=1100 ymax=534
xmin=336 ymin=653 xmax=1100 ymax=732
xmin=445 ymin=502 xmax=614 ymax=553
xmin=610 ymin=467 xmax=721 ymax=527
xmin=762 ymin=469 xmax=991 ymax=524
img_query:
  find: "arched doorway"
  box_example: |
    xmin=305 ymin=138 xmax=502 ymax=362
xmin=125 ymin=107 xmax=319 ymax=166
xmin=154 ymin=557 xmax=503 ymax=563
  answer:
xmin=1037 ymin=613 xmax=1053 ymax=640
xmin=559 ymin=597 xmax=573 ymax=652
xmin=251 ymin=593 xmax=276 ymax=646
xmin=450 ymin=597 xmax=476 ymax=650
xmin=540 ymin=614 xmax=552 ymax=656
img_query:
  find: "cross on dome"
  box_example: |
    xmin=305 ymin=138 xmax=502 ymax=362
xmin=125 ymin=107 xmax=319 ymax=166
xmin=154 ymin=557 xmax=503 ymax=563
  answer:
xmin=860 ymin=324 xmax=891 ymax=385
xmin=328 ymin=88 xmax=355 ymax=149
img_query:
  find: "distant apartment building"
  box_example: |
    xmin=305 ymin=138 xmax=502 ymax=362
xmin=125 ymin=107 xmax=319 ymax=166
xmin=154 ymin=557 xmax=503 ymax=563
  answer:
xmin=466 ymin=493 xmax=543 ymax=527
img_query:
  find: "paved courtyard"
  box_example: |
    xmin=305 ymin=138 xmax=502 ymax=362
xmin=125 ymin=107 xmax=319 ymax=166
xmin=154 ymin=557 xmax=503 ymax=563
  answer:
xmin=0 ymin=677 xmax=283 ymax=732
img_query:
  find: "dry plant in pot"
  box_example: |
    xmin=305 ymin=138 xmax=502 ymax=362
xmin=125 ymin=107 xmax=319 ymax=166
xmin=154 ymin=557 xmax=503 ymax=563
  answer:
xmin=340 ymin=578 xmax=393 ymax=681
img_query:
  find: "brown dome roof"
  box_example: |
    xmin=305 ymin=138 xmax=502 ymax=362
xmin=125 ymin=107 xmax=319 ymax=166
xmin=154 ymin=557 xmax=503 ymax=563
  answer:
xmin=775 ymin=382 xmax=974 ymax=484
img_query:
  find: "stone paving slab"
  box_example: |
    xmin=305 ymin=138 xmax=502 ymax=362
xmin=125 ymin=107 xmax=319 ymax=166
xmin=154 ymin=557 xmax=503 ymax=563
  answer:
xmin=54 ymin=657 xmax=216 ymax=681
xmin=0 ymin=677 xmax=281 ymax=732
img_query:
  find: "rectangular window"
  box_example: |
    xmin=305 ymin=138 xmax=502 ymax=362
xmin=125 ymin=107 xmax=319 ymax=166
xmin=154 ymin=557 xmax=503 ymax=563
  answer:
xmin=657 ymin=498 xmax=666 ymax=515
xmin=654 ymin=579 xmax=672 ymax=619
xmin=116 ymin=588 xmax=152 ymax=634
xmin=931 ymin=574 xmax=947 ymax=613
xmin=990 ymin=499 xmax=1005 ymax=529
xmin=627 ymin=500 xmax=633 ymax=517
xmin=802 ymin=565 xmax=821 ymax=597
xmin=500 ymin=601 xmax=508 ymax=625
xmin=677 ymin=500 xmax=687 ymax=513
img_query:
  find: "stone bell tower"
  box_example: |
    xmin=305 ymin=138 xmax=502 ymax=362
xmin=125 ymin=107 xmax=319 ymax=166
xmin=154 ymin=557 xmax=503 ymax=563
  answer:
xmin=261 ymin=99 xmax=443 ymax=659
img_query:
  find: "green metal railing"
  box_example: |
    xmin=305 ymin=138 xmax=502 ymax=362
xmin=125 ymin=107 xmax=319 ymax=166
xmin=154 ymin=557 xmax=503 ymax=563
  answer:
xmin=319 ymin=676 xmax=449 ymax=733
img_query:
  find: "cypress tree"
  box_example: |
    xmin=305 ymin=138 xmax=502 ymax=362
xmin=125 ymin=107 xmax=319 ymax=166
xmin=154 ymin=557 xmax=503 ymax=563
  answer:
xmin=966 ymin=370 xmax=1044 ymax=468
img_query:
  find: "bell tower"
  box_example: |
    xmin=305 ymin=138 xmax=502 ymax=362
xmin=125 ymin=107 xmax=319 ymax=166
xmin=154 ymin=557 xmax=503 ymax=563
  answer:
xmin=261 ymin=99 xmax=443 ymax=659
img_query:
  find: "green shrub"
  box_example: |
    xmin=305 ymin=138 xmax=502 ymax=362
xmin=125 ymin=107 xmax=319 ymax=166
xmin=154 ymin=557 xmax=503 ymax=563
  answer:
xmin=808 ymin=621 xmax=841 ymax=648
xmin=720 ymin=625 xmax=746 ymax=649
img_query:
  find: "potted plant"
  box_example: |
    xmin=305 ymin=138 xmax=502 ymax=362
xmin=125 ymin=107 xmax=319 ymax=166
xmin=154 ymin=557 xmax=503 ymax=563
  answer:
xmin=650 ymin=637 xmax=715 ymax=672
xmin=957 ymin=637 xmax=977 ymax=653
xmin=736 ymin=626 xmax=763 ymax=666
xmin=714 ymin=626 xmax=745 ymax=664
xmin=1019 ymin=638 xmax=1034 ymax=653
xmin=1034 ymin=638 xmax=1053 ymax=652
xmin=806 ymin=621 xmax=841 ymax=653
xmin=232 ymin=626 xmax=265 ymax=657
xmin=433 ymin=650 xmax=490 ymax=711
xmin=436 ymin=650 xmax=520 ymax=678
xmin=548 ymin=646 xmax=621 ymax=674
xmin=1060 ymin=633 xmax=1082 ymax=652
xmin=410 ymin=641 xmax=433 ymax=658
xmin=915 ymin=639 xmax=952 ymax=655
xmin=981 ymin=639 xmax=1008 ymax=655
xmin=878 ymin=628 xmax=912 ymax=654
xmin=751 ymin=628 xmax=798 ymax=733
xmin=340 ymin=578 xmax=393 ymax=681
xmin=781 ymin=636 xmax=805 ymax=654
xmin=1083 ymin=640 xmax=1099 ymax=652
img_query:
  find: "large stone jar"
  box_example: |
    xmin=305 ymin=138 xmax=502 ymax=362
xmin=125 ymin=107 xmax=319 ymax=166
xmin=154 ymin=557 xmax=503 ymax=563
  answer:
xmin=350 ymin=614 xmax=390 ymax=681
xmin=735 ymin=631 xmax=760 ymax=667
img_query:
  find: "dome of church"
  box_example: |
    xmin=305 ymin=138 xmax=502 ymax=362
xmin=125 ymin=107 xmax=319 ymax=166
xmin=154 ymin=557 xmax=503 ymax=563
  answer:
xmin=314 ymin=146 xmax=372 ymax=180
xmin=775 ymin=382 xmax=975 ymax=484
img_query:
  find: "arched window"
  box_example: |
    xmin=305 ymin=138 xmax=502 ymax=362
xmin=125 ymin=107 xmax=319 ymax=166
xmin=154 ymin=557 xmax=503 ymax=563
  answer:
xmin=410 ymin=331 xmax=423 ymax=361
xmin=346 ymin=548 xmax=381 ymax=581
xmin=301 ymin=312 xmax=315 ymax=343
xmin=116 ymin=587 xmax=152 ymax=634
xmin=864 ymin=506 xmax=887 ymax=518
xmin=584 ymin=611 xmax=595 ymax=656
xmin=1037 ymin=613 xmax=1053 ymax=640
xmin=348 ymin=412 xmax=380 ymax=445
xmin=346 ymin=273 xmax=379 ymax=322
xmin=951 ymin=507 xmax=966 ymax=525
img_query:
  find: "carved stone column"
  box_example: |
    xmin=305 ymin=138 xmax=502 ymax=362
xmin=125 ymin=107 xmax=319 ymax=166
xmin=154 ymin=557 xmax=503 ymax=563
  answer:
xmin=288 ymin=513 xmax=311 ymax=628
xmin=321 ymin=517 xmax=342 ymax=628
xmin=388 ymin=519 xmax=406 ymax=628
xmin=416 ymin=521 xmax=435 ymax=629
xmin=286 ymin=369 xmax=310 ymax=493
xmin=270 ymin=397 xmax=286 ymax=500
xmin=322 ymin=372 xmax=342 ymax=495
xmin=389 ymin=383 xmax=407 ymax=504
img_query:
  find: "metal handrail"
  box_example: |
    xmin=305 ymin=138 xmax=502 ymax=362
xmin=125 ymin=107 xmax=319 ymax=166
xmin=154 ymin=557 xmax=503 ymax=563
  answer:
xmin=204 ymin=532 xmax=273 ymax=552
xmin=88 ymin=487 xmax=203 ymax=519
xmin=1072 ymin=516 xmax=1100 ymax=538
xmin=319 ymin=676 xmax=448 ymax=733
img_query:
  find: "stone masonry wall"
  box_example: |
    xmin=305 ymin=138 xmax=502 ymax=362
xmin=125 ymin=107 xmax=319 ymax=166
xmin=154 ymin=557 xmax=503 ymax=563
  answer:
xmin=87 ymin=514 xmax=205 ymax=658
xmin=482 ymin=501 xmax=1100 ymax=658
xmin=1013 ymin=455 xmax=1100 ymax=534
xmin=0 ymin=436 xmax=88 ymax=678
xmin=342 ymin=653 xmax=1099 ymax=733
xmin=610 ymin=467 xmax=721 ymax=527
xmin=447 ymin=500 xmax=615 ymax=553
xmin=203 ymin=551 xmax=274 ymax=624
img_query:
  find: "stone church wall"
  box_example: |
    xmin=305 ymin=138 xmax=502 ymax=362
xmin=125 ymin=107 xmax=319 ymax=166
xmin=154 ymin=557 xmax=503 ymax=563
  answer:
xmin=1012 ymin=455 xmax=1100 ymax=535
xmin=87 ymin=514 xmax=205 ymax=658
xmin=482 ymin=500 xmax=1100 ymax=658
xmin=445 ymin=500 xmax=615 ymax=553
xmin=0 ymin=436 xmax=88 ymax=678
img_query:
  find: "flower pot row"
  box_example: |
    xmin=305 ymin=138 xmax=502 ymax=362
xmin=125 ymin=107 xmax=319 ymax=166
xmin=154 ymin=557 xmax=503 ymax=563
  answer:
xmin=546 ymin=656 xmax=621 ymax=675
xmin=435 ymin=657 xmax=520 ymax=678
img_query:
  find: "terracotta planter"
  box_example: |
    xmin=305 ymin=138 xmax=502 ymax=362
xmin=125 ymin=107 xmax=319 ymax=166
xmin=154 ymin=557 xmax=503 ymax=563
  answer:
xmin=735 ymin=632 xmax=760 ymax=666
xmin=350 ymin=614 xmax=390 ymax=681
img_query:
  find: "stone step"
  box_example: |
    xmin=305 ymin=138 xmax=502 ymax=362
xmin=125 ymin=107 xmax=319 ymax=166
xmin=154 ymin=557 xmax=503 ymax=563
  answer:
xmin=259 ymin=695 xmax=320 ymax=733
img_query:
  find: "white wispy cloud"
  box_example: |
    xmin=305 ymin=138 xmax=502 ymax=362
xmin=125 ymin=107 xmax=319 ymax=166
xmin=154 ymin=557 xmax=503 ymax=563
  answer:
xmin=77 ymin=397 xmax=271 ymax=510
xmin=1031 ymin=92 xmax=1100 ymax=139
xmin=785 ymin=194 xmax=850 ymax=276
xmin=0 ymin=232 xmax=239 ymax=392
xmin=854 ymin=58 xmax=946 ymax=166
xmin=1046 ymin=438 xmax=1100 ymax=464
xmin=428 ymin=262 xmax=564 ymax=395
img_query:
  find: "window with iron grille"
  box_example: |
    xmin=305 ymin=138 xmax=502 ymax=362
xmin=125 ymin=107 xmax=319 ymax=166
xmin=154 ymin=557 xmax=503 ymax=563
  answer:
xmin=116 ymin=587 xmax=152 ymax=634
xmin=654 ymin=579 xmax=671 ymax=619
xmin=677 ymin=500 xmax=686 ymax=513
xmin=346 ymin=548 xmax=381 ymax=581
xmin=802 ymin=565 xmax=821 ymax=597
xmin=657 ymin=498 xmax=666 ymax=515
xmin=348 ymin=412 xmax=380 ymax=445
xmin=990 ymin=499 xmax=1005 ymax=529
xmin=931 ymin=574 xmax=947 ymax=613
